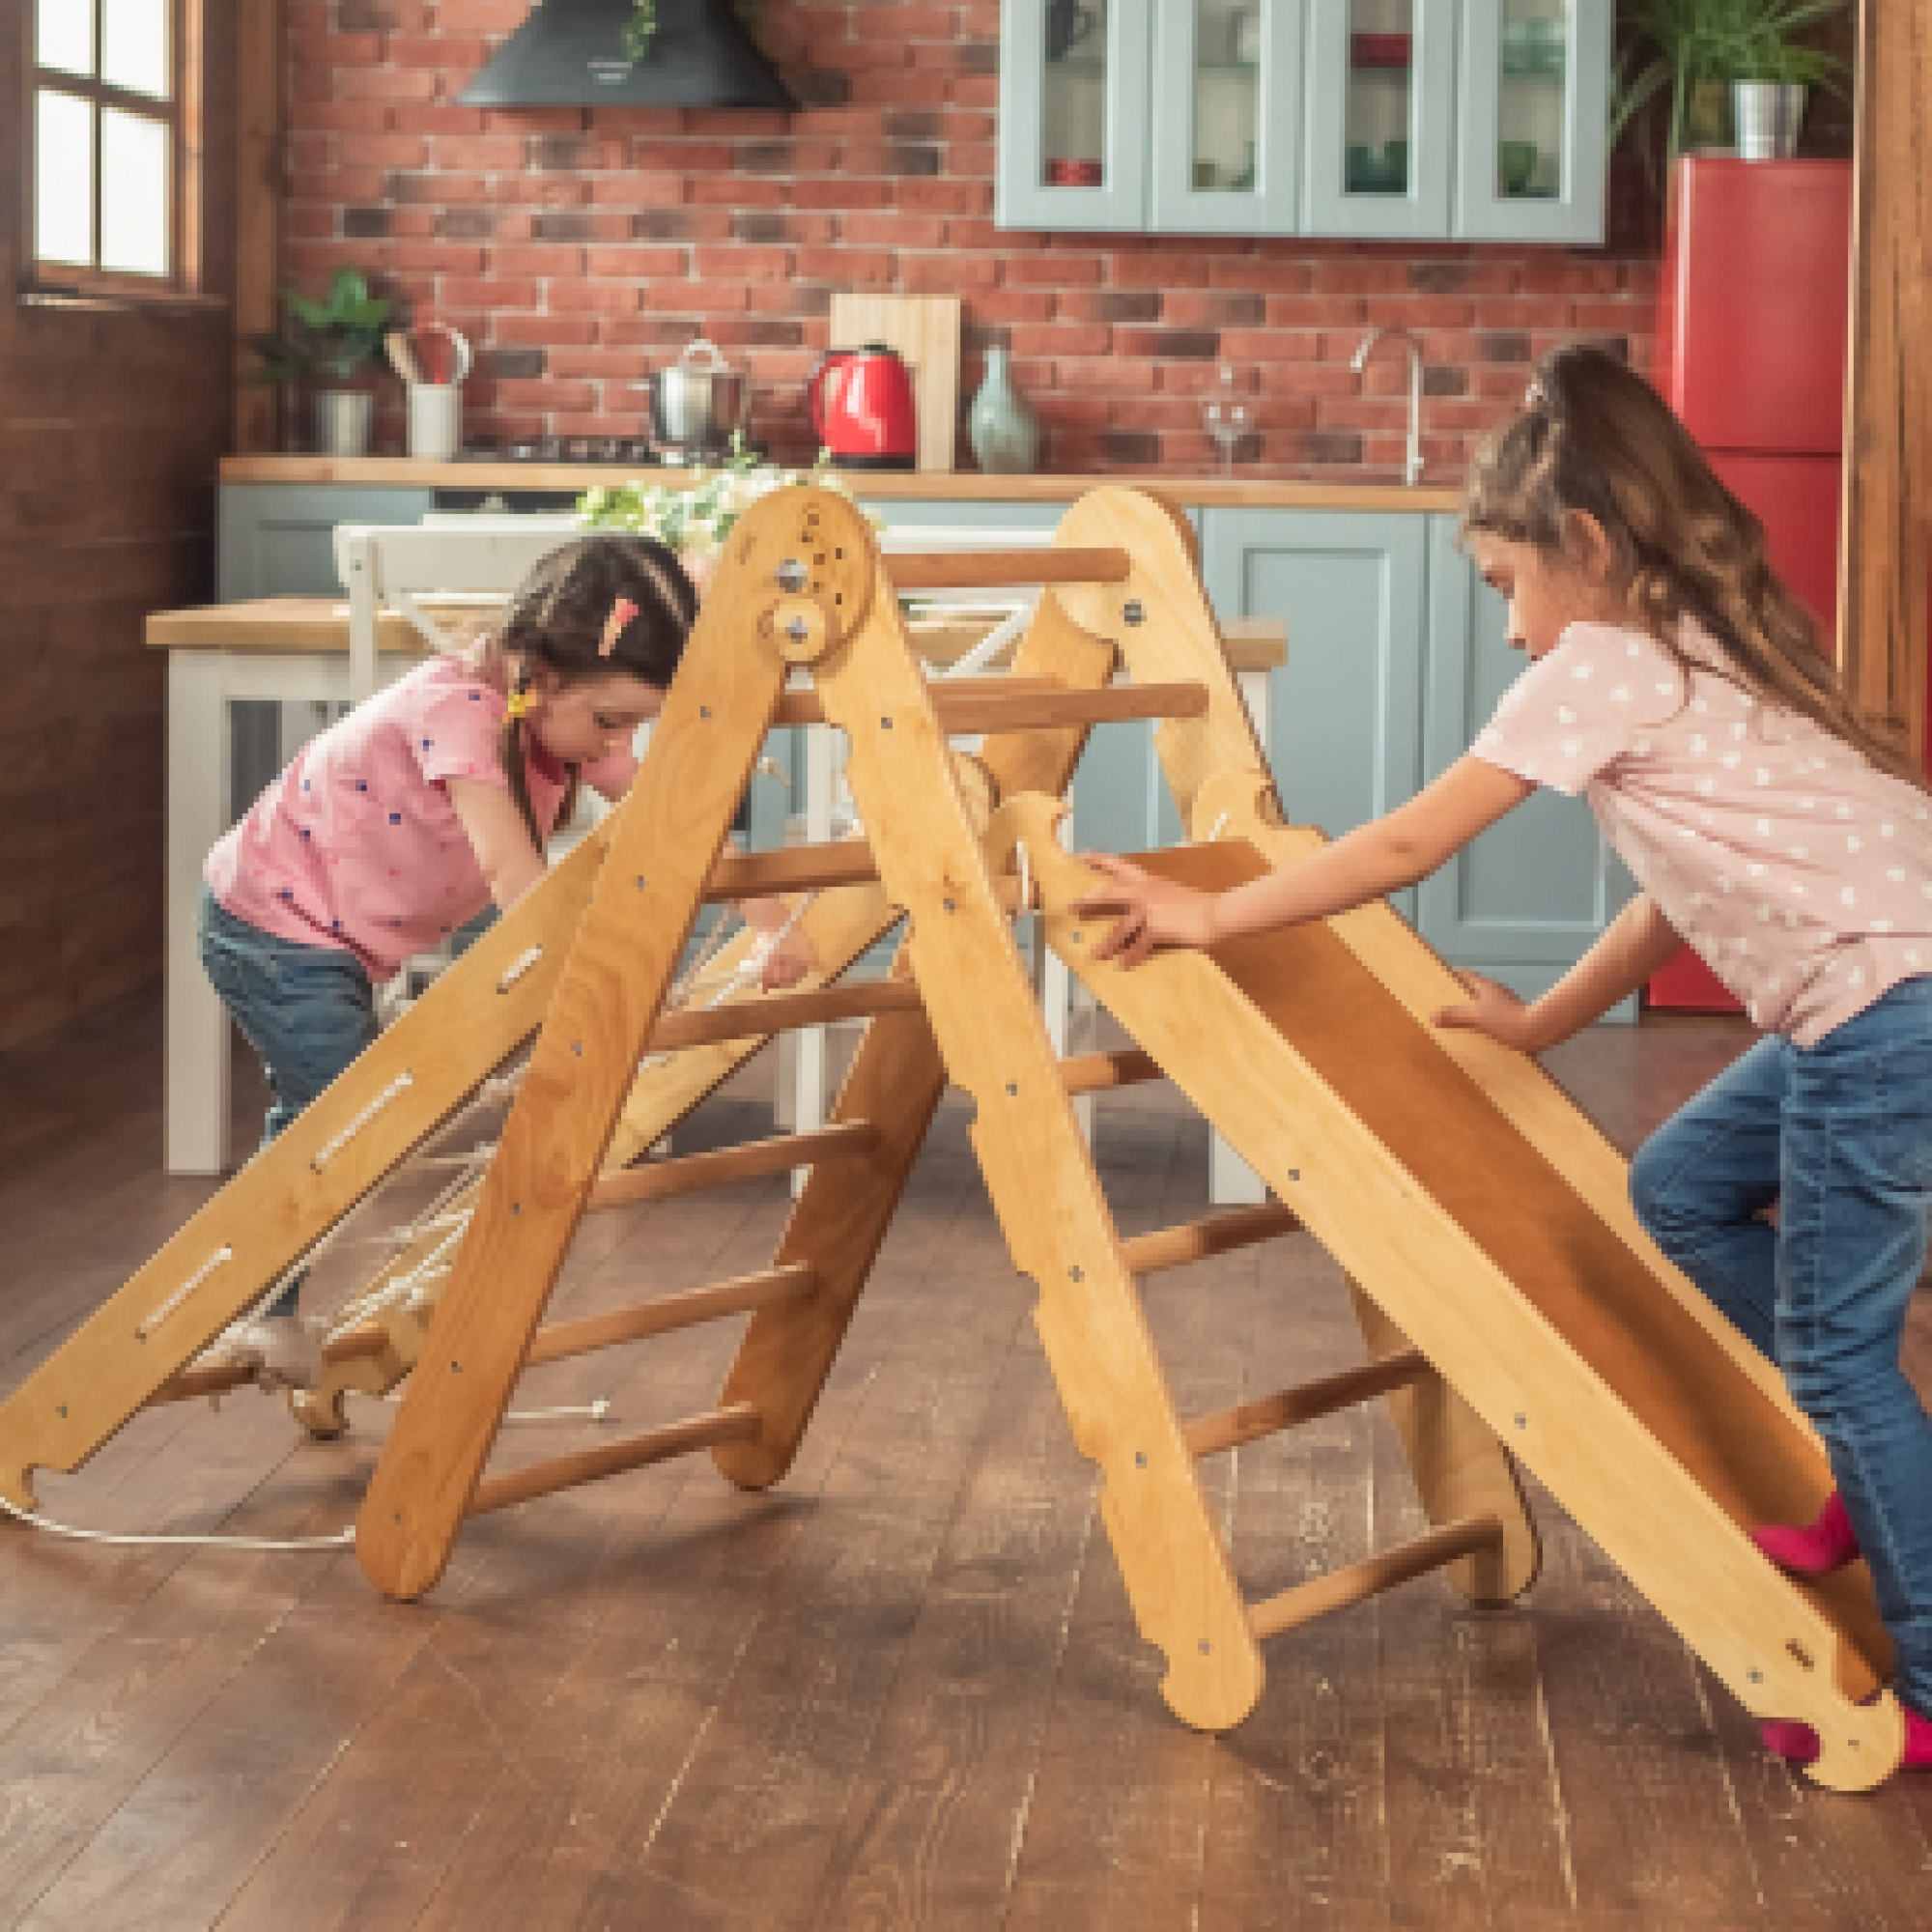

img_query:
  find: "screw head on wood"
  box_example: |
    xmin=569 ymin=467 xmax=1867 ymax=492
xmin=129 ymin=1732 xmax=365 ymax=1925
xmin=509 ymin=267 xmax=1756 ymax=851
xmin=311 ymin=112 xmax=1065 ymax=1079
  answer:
xmin=778 ymin=558 xmax=807 ymax=591
xmin=1124 ymin=599 xmax=1146 ymax=625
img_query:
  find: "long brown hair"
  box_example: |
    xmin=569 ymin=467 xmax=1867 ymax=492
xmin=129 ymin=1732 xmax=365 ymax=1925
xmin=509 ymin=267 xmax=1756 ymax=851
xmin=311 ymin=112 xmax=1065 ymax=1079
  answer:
xmin=475 ymin=533 xmax=696 ymax=851
xmin=1462 ymin=343 xmax=1922 ymax=789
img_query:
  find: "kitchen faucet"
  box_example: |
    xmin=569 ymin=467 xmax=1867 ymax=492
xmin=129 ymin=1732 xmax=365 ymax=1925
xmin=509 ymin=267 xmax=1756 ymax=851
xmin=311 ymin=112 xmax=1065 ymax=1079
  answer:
xmin=1351 ymin=326 xmax=1426 ymax=486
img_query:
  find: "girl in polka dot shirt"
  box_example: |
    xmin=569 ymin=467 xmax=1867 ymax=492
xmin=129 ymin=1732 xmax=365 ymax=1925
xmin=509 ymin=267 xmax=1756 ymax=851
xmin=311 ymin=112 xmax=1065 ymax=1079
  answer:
xmin=1079 ymin=343 xmax=1932 ymax=1781
xmin=198 ymin=533 xmax=810 ymax=1373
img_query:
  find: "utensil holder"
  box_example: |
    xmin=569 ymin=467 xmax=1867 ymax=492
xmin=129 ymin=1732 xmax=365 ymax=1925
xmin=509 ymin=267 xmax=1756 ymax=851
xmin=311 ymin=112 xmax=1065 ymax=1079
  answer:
xmin=408 ymin=383 xmax=462 ymax=462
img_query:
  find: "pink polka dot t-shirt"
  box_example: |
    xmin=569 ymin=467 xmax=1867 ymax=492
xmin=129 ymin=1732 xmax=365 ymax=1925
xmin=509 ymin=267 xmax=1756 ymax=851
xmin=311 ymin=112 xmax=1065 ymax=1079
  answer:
xmin=1471 ymin=617 xmax=1932 ymax=1045
xmin=206 ymin=653 xmax=636 ymax=982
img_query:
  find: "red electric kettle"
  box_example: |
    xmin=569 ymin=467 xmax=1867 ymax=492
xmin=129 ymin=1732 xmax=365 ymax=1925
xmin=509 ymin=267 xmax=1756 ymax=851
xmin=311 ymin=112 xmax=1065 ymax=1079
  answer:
xmin=807 ymin=343 xmax=918 ymax=469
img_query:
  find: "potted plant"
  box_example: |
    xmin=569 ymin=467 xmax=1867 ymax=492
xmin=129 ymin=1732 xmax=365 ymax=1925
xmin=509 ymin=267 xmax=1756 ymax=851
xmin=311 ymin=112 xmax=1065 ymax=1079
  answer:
xmin=1612 ymin=0 xmax=1846 ymax=174
xmin=248 ymin=269 xmax=396 ymax=458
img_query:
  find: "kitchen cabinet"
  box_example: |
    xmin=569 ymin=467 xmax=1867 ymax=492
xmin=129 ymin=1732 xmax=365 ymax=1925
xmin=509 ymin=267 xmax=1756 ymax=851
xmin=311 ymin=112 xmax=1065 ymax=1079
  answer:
xmin=998 ymin=0 xmax=1612 ymax=243
xmin=218 ymin=484 xmax=434 ymax=600
xmin=1417 ymin=515 xmax=1637 ymax=1005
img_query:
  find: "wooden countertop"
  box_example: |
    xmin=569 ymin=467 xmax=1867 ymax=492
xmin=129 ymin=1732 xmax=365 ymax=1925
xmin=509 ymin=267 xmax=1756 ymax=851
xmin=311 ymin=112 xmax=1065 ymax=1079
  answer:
xmin=218 ymin=454 xmax=1463 ymax=514
xmin=146 ymin=596 xmax=1289 ymax=673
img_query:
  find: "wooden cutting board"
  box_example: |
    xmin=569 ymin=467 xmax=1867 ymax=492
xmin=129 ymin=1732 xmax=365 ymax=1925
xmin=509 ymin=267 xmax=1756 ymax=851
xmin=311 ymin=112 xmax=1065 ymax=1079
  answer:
xmin=827 ymin=293 xmax=962 ymax=473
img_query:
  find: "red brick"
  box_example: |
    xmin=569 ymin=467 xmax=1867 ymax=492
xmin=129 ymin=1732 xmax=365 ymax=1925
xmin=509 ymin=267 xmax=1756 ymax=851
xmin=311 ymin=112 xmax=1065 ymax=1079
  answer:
xmin=544 ymin=281 xmax=645 ymax=314
xmin=793 ymin=247 xmax=895 ymax=286
xmin=490 ymin=242 xmax=586 ymax=276
xmin=582 ymin=245 xmax=691 ymax=279
xmin=495 ymin=314 xmax=595 ymax=348
xmin=1005 ymin=255 xmax=1103 ymax=288
xmin=693 ymin=245 xmax=792 ymax=284
xmin=336 ymin=65 xmax=442 ymax=101
xmin=429 ymin=135 xmax=529 ymax=171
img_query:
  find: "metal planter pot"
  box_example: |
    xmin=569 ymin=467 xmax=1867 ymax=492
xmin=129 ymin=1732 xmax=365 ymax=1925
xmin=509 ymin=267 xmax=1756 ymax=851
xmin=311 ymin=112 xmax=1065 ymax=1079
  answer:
xmin=314 ymin=389 xmax=374 ymax=458
xmin=1732 ymin=82 xmax=1809 ymax=161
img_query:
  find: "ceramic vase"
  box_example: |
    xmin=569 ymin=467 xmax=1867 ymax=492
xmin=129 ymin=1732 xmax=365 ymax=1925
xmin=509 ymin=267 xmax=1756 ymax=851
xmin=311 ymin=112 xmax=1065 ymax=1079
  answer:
xmin=968 ymin=347 xmax=1039 ymax=475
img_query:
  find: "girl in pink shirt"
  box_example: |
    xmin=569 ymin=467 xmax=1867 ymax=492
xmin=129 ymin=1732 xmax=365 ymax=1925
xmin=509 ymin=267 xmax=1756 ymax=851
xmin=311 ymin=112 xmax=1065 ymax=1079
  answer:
xmin=1078 ymin=345 xmax=1932 ymax=1781
xmin=199 ymin=533 xmax=809 ymax=1373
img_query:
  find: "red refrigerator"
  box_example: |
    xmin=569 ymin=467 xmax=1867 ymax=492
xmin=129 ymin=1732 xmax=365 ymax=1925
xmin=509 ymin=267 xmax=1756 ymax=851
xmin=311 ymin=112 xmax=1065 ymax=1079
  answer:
xmin=1647 ymin=158 xmax=1853 ymax=1011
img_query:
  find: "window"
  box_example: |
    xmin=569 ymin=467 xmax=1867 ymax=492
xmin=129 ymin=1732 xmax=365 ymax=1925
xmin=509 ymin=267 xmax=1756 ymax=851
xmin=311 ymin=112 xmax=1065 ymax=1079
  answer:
xmin=28 ymin=0 xmax=202 ymax=297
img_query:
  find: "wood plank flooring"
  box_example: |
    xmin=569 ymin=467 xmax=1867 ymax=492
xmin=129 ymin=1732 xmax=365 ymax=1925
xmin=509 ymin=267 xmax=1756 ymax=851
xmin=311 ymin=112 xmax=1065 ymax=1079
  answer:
xmin=2 ymin=994 xmax=1931 ymax=1928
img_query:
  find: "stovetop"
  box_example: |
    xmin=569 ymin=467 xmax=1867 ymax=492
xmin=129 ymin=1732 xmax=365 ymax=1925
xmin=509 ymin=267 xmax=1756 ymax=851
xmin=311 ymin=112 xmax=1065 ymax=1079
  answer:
xmin=453 ymin=439 xmax=768 ymax=468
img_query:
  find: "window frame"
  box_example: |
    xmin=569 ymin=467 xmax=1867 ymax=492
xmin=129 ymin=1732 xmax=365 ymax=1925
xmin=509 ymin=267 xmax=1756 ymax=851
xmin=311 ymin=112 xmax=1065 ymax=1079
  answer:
xmin=21 ymin=0 xmax=206 ymax=303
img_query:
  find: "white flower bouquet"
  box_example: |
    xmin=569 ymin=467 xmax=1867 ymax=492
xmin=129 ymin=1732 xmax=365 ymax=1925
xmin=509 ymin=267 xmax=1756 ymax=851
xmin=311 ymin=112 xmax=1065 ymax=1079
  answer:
xmin=578 ymin=435 xmax=879 ymax=590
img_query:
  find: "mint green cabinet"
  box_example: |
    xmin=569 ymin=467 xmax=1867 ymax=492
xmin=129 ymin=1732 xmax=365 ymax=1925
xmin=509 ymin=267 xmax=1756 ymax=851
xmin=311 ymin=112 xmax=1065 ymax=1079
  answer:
xmin=998 ymin=0 xmax=1612 ymax=244
xmin=218 ymin=484 xmax=433 ymax=601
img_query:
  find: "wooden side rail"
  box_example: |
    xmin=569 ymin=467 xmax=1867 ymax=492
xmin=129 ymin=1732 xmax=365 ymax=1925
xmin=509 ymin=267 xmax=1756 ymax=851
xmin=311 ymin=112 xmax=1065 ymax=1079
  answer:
xmin=525 ymin=1265 xmax=816 ymax=1368
xmin=467 ymin=1404 xmax=764 ymax=1518
xmin=884 ymin=546 xmax=1130 ymax=590
xmin=1121 ymin=1202 xmax=1302 ymax=1275
xmin=1248 ymin=1515 xmax=1505 ymax=1641
xmin=775 ymin=681 xmax=1208 ymax=735
xmin=1182 ymin=1349 xmax=1434 ymax=1459
xmin=586 ymin=1123 xmax=880 ymax=1212
xmin=1059 ymin=1047 xmax=1163 ymax=1095
xmin=645 ymin=980 xmax=924 ymax=1052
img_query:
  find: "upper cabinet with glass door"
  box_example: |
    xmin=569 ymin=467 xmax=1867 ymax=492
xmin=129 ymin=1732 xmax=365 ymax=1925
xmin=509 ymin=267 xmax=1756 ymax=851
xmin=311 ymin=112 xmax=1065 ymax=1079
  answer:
xmin=1454 ymin=0 xmax=1613 ymax=242
xmin=996 ymin=0 xmax=1152 ymax=232
xmin=997 ymin=0 xmax=1611 ymax=244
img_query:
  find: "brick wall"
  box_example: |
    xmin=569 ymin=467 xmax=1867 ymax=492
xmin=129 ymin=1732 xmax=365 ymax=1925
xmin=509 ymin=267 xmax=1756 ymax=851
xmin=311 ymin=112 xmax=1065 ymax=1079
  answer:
xmin=0 ymin=0 xmax=238 ymax=1049
xmin=283 ymin=0 xmax=1692 ymax=480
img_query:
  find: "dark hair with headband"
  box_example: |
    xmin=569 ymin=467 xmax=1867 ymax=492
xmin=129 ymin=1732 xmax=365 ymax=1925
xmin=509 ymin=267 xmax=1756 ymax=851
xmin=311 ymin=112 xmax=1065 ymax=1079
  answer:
xmin=478 ymin=533 xmax=696 ymax=851
xmin=1463 ymin=342 xmax=1921 ymax=788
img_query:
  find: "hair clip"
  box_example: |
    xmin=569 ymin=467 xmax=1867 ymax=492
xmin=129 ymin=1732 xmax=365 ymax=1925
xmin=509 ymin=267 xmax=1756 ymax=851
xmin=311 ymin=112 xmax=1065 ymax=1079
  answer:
xmin=600 ymin=597 xmax=640 ymax=658
xmin=505 ymin=690 xmax=531 ymax=721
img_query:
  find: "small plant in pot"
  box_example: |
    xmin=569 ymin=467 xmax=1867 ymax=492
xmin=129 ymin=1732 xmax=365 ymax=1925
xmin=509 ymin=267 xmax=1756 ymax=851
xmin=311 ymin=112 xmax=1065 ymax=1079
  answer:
xmin=246 ymin=269 xmax=396 ymax=457
xmin=1612 ymin=0 xmax=1846 ymax=176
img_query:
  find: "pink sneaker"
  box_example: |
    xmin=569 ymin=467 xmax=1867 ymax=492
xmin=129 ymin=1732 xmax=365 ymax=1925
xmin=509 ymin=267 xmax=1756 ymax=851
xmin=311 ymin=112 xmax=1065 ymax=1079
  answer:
xmin=1753 ymin=1491 xmax=1860 ymax=1577
xmin=1763 ymin=1701 xmax=1932 ymax=1773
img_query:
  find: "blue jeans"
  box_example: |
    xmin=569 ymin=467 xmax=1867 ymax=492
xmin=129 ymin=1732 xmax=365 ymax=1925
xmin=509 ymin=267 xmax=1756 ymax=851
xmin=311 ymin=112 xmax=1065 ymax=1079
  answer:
xmin=1630 ymin=976 xmax=1932 ymax=1715
xmin=197 ymin=889 xmax=380 ymax=1318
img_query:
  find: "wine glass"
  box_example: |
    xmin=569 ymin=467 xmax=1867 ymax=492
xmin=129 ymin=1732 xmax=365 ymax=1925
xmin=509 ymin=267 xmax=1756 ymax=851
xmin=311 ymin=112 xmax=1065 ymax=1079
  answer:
xmin=1202 ymin=365 xmax=1251 ymax=476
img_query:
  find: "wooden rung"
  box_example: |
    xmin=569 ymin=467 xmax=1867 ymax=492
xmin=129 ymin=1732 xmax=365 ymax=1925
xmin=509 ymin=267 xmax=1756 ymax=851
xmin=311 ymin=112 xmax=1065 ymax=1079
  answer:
xmin=467 ymin=1404 xmax=763 ymax=1518
xmin=707 ymin=842 xmax=879 ymax=898
xmin=1059 ymin=1047 xmax=1163 ymax=1095
xmin=1247 ymin=1515 xmax=1505 ymax=1642
xmin=526 ymin=1264 xmax=817 ymax=1367
xmin=1120 ymin=1202 xmax=1302 ymax=1275
xmin=1183 ymin=1349 xmax=1434 ymax=1459
xmin=770 ymin=676 xmax=1061 ymax=725
xmin=885 ymin=546 xmax=1130 ymax=590
xmin=775 ymin=681 xmax=1208 ymax=736
xmin=587 ymin=1122 xmax=879 ymax=1212
xmin=148 ymin=1362 xmax=257 ymax=1406
xmin=645 ymin=979 xmax=923 ymax=1052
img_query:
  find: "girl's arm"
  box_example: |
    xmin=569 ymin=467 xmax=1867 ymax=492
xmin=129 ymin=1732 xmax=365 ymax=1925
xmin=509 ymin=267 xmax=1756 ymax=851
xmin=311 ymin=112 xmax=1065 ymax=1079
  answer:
xmin=1078 ymin=754 xmax=1536 ymax=968
xmin=1437 ymin=892 xmax=1683 ymax=1052
xmin=446 ymin=778 xmax=547 ymax=912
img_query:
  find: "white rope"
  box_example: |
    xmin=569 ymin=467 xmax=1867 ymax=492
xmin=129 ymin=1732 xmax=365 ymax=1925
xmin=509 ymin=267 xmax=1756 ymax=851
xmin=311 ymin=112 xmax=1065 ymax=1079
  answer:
xmin=1015 ymin=840 xmax=1034 ymax=916
xmin=937 ymin=600 xmax=1034 ymax=680
xmin=138 ymin=1245 xmax=234 ymax=1338
xmin=311 ymin=1072 xmax=414 ymax=1172
xmin=1207 ymin=812 xmax=1230 ymax=843
xmin=0 ymin=1492 xmax=354 ymax=1552
xmin=497 ymin=946 xmax=542 ymax=991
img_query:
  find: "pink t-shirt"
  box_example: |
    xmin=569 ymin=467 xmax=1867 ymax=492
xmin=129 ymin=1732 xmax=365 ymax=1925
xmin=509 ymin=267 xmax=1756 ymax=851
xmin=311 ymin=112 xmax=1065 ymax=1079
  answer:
xmin=1471 ymin=618 xmax=1932 ymax=1045
xmin=206 ymin=654 xmax=636 ymax=983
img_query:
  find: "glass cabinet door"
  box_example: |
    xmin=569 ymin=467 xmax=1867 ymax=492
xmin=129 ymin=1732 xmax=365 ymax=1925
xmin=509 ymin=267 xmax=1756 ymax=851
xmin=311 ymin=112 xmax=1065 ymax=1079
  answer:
xmin=1301 ymin=0 xmax=1457 ymax=237
xmin=1149 ymin=0 xmax=1304 ymax=234
xmin=997 ymin=0 xmax=1152 ymax=231
xmin=1455 ymin=0 xmax=1612 ymax=242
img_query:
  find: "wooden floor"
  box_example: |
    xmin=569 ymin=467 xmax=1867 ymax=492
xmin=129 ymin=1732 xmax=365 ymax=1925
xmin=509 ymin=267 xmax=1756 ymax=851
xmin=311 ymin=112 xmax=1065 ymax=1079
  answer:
xmin=3 ymin=994 xmax=1932 ymax=1929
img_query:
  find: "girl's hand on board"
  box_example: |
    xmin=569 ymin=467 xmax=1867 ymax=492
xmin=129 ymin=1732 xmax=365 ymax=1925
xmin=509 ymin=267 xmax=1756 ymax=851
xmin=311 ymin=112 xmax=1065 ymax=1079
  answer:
xmin=1434 ymin=971 xmax=1544 ymax=1053
xmin=760 ymin=926 xmax=815 ymax=991
xmin=1072 ymin=853 xmax=1219 ymax=970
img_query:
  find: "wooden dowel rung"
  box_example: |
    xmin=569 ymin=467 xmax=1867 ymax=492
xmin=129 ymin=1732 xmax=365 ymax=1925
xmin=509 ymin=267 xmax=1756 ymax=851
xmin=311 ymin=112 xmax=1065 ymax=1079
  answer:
xmin=770 ymin=676 xmax=1061 ymax=725
xmin=587 ymin=1123 xmax=879 ymax=1212
xmin=1059 ymin=1047 xmax=1163 ymax=1095
xmin=148 ymin=1362 xmax=257 ymax=1406
xmin=886 ymin=546 xmax=1131 ymax=590
xmin=1183 ymin=1349 xmax=1433 ymax=1459
xmin=467 ymin=1404 xmax=763 ymax=1518
xmin=773 ymin=682 xmax=1208 ymax=735
xmin=1121 ymin=1202 xmax=1302 ymax=1275
xmin=645 ymin=979 xmax=923 ymax=1052
xmin=525 ymin=1265 xmax=817 ymax=1367
xmin=706 ymin=842 xmax=879 ymax=897
xmin=1247 ymin=1515 xmax=1505 ymax=1642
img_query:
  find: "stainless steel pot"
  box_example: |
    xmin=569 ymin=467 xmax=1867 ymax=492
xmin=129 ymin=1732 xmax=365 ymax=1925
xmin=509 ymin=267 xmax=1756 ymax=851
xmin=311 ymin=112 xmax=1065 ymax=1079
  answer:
xmin=638 ymin=339 xmax=750 ymax=456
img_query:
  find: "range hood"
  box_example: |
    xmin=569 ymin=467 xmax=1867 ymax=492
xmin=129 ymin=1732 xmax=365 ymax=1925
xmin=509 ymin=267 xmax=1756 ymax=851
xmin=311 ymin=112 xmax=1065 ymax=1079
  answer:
xmin=460 ymin=0 xmax=796 ymax=110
